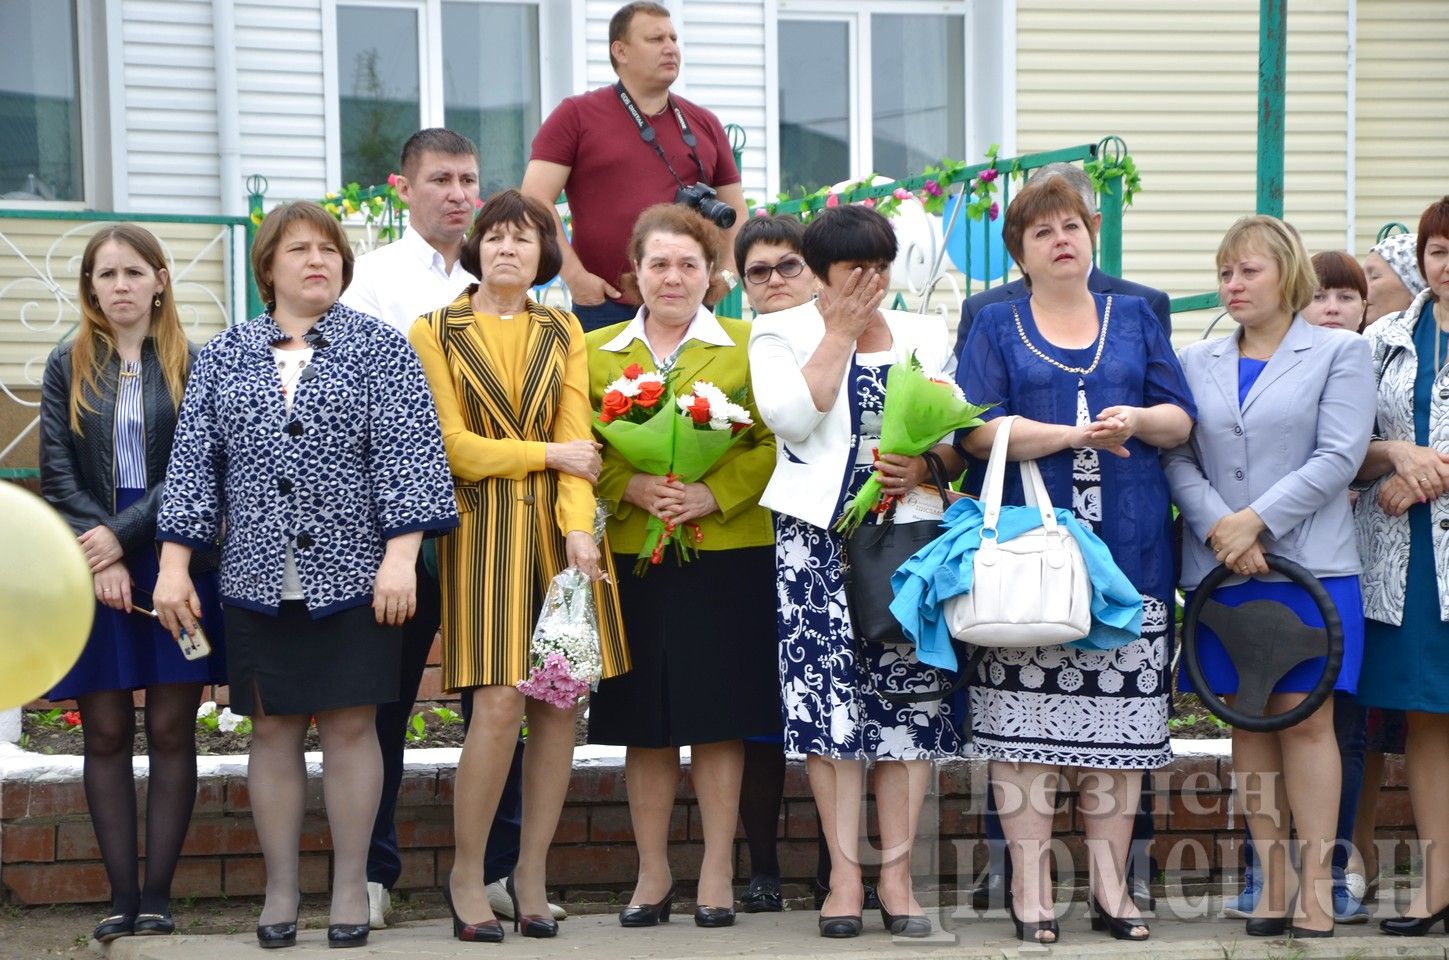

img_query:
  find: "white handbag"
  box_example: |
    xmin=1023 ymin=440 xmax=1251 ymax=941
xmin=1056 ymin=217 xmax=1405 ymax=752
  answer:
xmin=945 ymin=416 xmax=1093 ymax=648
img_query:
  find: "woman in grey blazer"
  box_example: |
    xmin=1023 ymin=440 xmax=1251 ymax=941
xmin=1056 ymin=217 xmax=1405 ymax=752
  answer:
xmin=1163 ymin=216 xmax=1374 ymax=938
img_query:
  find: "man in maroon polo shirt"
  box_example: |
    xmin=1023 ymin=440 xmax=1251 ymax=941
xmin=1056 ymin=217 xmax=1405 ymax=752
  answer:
xmin=522 ymin=1 xmax=748 ymax=332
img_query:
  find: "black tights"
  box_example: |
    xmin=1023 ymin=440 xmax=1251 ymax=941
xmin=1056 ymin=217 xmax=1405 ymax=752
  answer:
xmin=739 ymin=741 xmax=785 ymax=880
xmin=77 ymin=684 xmax=203 ymax=916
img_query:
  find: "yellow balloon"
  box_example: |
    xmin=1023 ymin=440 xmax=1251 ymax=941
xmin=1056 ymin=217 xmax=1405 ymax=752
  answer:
xmin=0 ymin=481 xmax=93 ymax=710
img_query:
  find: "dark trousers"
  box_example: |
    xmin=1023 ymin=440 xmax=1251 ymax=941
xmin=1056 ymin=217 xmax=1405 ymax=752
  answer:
xmin=982 ymin=770 xmax=1156 ymax=885
xmin=571 ymin=299 xmax=638 ymax=333
xmin=366 ymin=553 xmax=524 ymax=888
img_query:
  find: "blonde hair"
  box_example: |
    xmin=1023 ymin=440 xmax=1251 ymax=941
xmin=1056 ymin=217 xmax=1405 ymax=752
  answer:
xmin=1216 ymin=215 xmax=1317 ymax=315
xmin=71 ymin=225 xmax=190 ymax=434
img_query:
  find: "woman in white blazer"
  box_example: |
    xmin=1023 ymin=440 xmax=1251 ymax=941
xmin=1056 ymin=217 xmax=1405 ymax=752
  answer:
xmin=1163 ymin=215 xmax=1374 ymax=938
xmin=748 ymin=204 xmax=959 ymax=939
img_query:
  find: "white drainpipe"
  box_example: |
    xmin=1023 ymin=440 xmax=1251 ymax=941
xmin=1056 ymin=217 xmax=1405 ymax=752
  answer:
xmin=213 ymin=0 xmax=243 ymax=215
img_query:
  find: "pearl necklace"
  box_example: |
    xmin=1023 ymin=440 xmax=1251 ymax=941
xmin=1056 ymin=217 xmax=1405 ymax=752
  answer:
xmin=1013 ymin=295 xmax=1113 ymax=376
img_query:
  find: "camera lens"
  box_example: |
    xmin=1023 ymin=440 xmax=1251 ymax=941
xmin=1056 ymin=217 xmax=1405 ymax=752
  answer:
xmin=696 ymin=196 xmax=736 ymax=228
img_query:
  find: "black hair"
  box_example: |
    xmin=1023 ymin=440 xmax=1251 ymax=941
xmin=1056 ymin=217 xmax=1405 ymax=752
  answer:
xmin=399 ymin=128 xmax=479 ymax=176
xmin=733 ymin=214 xmax=804 ymax=273
xmin=800 ymin=204 xmax=898 ymax=279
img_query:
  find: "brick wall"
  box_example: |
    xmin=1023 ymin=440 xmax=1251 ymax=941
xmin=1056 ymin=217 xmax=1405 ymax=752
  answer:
xmin=0 ymin=752 xmax=1419 ymax=906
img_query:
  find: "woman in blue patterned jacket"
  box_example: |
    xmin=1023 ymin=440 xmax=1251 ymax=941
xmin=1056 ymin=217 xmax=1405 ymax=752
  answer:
xmin=153 ymin=202 xmax=458 ymax=950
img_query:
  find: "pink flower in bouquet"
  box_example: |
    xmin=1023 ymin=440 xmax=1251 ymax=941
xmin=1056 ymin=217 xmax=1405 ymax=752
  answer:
xmin=989 ymin=201 xmax=1000 ymax=221
xmin=923 ymin=179 xmax=943 ymax=198
xmin=893 ymin=187 xmax=912 ymax=201
xmin=386 ymin=172 xmax=399 ymax=187
xmin=978 ymin=168 xmax=999 ymax=183
xmin=825 ymin=192 xmax=840 ymax=209
xmin=518 ymin=652 xmax=590 ymax=709
xmin=862 ymin=197 xmax=875 ymax=209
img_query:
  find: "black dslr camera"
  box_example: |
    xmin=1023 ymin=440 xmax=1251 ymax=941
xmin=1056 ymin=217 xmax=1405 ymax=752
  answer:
xmin=675 ymin=183 xmax=736 ymax=229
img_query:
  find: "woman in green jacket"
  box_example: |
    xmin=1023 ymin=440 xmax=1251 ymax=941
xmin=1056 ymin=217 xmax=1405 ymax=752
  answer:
xmin=586 ymin=204 xmax=778 ymax=930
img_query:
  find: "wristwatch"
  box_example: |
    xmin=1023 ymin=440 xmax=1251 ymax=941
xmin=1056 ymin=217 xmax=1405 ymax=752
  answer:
xmin=718 ymin=269 xmax=738 ymax=290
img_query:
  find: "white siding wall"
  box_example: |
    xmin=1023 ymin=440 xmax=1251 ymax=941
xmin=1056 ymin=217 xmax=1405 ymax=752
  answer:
xmin=1015 ymin=0 xmax=1350 ymax=343
xmin=577 ymin=0 xmax=768 ymax=201
xmin=1354 ymin=0 xmax=1449 ymax=252
xmin=235 ymin=0 xmax=330 ymax=202
xmin=679 ymin=1 xmax=767 ymax=202
xmin=118 ymin=0 xmax=222 ymax=212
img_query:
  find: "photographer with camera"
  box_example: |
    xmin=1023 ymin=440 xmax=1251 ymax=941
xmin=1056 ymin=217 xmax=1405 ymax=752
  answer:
xmin=522 ymin=1 xmax=747 ymax=332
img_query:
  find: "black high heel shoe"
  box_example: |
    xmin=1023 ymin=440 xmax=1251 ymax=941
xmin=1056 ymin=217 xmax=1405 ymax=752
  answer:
xmin=879 ymin=899 xmax=932 ymax=938
xmin=1381 ymin=902 xmax=1449 ymax=937
xmin=506 ymin=873 xmax=558 ymax=938
xmin=1088 ymin=895 xmax=1149 ymax=941
xmin=1009 ymin=902 xmax=1059 ymax=944
xmin=1245 ymin=915 xmax=1289 ymax=937
xmin=442 ymin=877 xmax=504 ymax=943
xmin=619 ymin=883 xmax=675 ymax=927
xmin=255 ymin=918 xmax=298 ymax=950
xmin=93 ymin=912 xmax=136 ymax=944
xmin=818 ymin=913 xmax=863 ymax=938
xmin=694 ymin=905 xmax=737 ymax=927
xmin=326 ymin=923 xmax=369 ymax=949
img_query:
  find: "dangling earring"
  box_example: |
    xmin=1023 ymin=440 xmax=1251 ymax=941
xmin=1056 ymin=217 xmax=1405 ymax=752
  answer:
xmin=153 ymin=294 xmax=162 ymax=309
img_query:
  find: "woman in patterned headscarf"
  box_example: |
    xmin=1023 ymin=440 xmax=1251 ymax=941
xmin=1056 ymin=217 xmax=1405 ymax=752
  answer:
xmin=1364 ymin=233 xmax=1427 ymax=327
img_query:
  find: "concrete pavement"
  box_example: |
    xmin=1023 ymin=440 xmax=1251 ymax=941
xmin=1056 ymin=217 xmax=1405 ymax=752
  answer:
xmin=100 ymin=903 xmax=1448 ymax=960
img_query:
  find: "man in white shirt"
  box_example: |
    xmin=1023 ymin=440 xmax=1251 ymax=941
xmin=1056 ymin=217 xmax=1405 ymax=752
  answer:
xmin=342 ymin=128 xmax=560 ymax=930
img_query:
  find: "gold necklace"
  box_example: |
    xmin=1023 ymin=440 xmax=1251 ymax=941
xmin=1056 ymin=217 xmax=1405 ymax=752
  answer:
xmin=1013 ymin=295 xmax=1112 ymax=376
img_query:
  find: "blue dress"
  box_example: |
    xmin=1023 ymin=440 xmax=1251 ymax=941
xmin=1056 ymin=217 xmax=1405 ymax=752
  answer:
xmin=1359 ymin=304 xmax=1449 ymax=713
xmin=775 ymin=356 xmax=962 ymax=760
xmin=47 ymin=362 xmax=226 ymax=701
xmin=1179 ymin=358 xmax=1364 ymax=696
xmin=957 ymin=293 xmax=1195 ymax=768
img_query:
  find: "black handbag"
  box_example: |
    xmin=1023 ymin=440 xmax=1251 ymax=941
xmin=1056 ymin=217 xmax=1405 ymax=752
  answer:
xmin=842 ymin=451 xmax=986 ymax=711
xmin=841 ymin=452 xmax=952 ymax=646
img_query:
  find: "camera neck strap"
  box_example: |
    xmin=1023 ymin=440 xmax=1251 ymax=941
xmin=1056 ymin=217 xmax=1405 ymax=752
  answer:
xmin=613 ymin=80 xmax=705 ymax=191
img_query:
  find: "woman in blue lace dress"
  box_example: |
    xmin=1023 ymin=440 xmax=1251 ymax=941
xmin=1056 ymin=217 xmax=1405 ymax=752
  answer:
xmin=749 ymin=205 xmax=960 ymax=940
xmin=956 ymin=176 xmax=1194 ymax=943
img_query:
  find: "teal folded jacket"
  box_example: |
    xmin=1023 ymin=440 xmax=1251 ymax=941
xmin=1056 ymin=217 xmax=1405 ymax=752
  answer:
xmin=889 ymin=497 xmax=1144 ymax=672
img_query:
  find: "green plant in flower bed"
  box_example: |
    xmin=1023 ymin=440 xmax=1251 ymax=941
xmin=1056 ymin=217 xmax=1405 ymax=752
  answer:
xmin=431 ymin=706 xmax=462 ymax=727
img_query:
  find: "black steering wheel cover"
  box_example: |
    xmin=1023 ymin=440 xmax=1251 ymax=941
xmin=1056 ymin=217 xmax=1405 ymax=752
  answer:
xmin=1181 ymin=554 xmax=1344 ymax=733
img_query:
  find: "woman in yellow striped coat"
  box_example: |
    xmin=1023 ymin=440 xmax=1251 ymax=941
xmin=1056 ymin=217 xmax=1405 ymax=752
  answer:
xmin=410 ymin=189 xmax=628 ymax=942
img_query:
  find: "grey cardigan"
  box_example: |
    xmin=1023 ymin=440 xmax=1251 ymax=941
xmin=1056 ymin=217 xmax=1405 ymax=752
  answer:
xmin=1162 ymin=315 xmax=1374 ymax=589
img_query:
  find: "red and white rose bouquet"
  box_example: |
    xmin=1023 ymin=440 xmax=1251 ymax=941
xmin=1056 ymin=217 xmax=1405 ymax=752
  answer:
xmin=593 ymin=367 xmax=754 ymax=572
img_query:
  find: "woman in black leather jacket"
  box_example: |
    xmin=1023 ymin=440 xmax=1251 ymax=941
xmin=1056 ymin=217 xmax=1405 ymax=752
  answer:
xmin=39 ymin=224 xmax=226 ymax=944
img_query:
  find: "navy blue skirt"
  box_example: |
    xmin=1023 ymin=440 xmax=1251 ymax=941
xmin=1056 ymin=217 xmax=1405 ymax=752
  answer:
xmin=47 ymin=488 xmax=226 ymax=701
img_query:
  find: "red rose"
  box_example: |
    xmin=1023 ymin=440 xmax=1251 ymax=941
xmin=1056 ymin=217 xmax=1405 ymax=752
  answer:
xmin=62 ymin=710 xmax=81 ymax=727
xmin=622 ymin=363 xmax=644 ymax=380
xmin=599 ymin=390 xmax=632 ymax=423
xmin=731 ymin=421 xmax=750 ymax=434
xmin=635 ymin=380 xmax=665 ymax=408
xmin=687 ymin=395 xmax=711 ymax=425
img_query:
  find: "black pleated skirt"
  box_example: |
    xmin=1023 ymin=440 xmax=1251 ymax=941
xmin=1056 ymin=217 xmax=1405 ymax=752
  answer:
xmin=224 ymin=601 xmax=401 ymax=716
xmin=588 ymin=545 xmax=781 ymax=748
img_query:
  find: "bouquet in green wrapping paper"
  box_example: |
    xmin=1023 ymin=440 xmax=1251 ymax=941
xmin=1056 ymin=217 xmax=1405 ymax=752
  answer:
xmin=835 ymin=353 xmax=994 ymax=535
xmin=593 ymin=366 xmax=754 ymax=573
